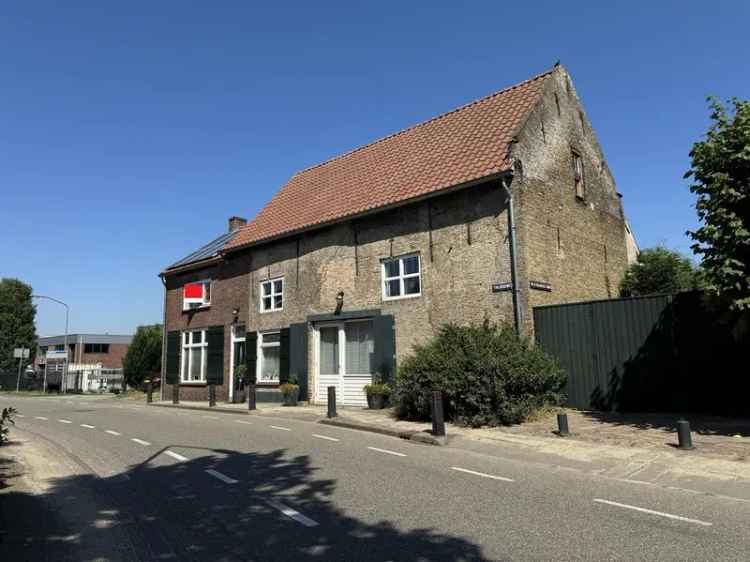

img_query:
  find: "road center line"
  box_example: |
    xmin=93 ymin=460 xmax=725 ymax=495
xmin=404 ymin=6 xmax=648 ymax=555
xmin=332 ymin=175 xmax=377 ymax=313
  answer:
xmin=270 ymin=425 xmax=291 ymax=431
xmin=312 ymin=434 xmax=340 ymax=442
xmin=267 ymin=499 xmax=319 ymax=527
xmin=58 ymin=419 xmax=73 ymax=424
xmin=367 ymin=446 xmax=406 ymax=457
xmin=16 ymin=414 xmax=25 ymax=418
xmin=205 ymin=469 xmax=238 ymax=484
xmin=164 ymin=450 xmax=189 ymax=462
xmin=233 ymin=420 xmax=253 ymax=425
xmin=105 ymin=430 xmax=121 ymax=436
xmin=80 ymin=424 xmax=96 ymax=429
xmin=593 ymin=498 xmax=712 ymax=527
xmin=450 ymin=466 xmax=514 ymax=482
xmin=34 ymin=416 xmax=48 ymax=420
xmin=131 ymin=438 xmax=151 ymax=446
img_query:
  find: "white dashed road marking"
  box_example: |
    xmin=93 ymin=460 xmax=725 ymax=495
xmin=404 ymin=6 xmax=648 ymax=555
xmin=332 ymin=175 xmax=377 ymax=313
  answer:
xmin=270 ymin=425 xmax=291 ymax=431
xmin=233 ymin=420 xmax=253 ymax=425
xmin=164 ymin=450 xmax=189 ymax=462
xmin=367 ymin=446 xmax=406 ymax=457
xmin=105 ymin=430 xmax=121 ymax=436
xmin=34 ymin=416 xmax=48 ymax=420
xmin=267 ymin=499 xmax=319 ymax=527
xmin=450 ymin=467 xmax=514 ymax=482
xmin=205 ymin=469 xmax=238 ymax=484
xmin=312 ymin=434 xmax=340 ymax=442
xmin=593 ymin=499 xmax=712 ymax=527
xmin=131 ymin=438 xmax=151 ymax=446
xmin=58 ymin=419 xmax=73 ymax=424
xmin=16 ymin=414 xmax=25 ymax=418
xmin=202 ymin=415 xmax=219 ymax=420
xmin=80 ymin=424 xmax=96 ymax=429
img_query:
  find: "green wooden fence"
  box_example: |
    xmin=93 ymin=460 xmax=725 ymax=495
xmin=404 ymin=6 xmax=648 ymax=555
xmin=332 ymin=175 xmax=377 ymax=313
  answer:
xmin=533 ymin=291 xmax=748 ymax=415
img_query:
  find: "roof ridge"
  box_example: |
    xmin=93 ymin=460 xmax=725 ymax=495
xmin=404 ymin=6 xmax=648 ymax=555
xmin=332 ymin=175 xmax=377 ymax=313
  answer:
xmin=293 ymin=66 xmax=556 ymax=176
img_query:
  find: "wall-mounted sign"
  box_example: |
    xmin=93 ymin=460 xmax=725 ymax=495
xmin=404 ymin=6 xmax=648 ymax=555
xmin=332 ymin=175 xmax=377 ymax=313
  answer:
xmin=529 ymin=280 xmax=552 ymax=292
xmin=46 ymin=350 xmax=68 ymax=360
xmin=492 ymin=282 xmax=513 ymax=293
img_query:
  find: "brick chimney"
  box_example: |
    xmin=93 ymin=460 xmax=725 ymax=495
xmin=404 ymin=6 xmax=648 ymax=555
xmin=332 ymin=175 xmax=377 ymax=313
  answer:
xmin=228 ymin=216 xmax=247 ymax=232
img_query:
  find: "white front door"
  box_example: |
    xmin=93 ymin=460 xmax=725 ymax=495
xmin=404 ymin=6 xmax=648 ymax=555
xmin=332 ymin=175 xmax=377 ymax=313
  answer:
xmin=315 ymin=320 xmax=374 ymax=406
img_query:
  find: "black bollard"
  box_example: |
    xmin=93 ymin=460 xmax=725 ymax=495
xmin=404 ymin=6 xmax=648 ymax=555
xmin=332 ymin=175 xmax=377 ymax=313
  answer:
xmin=172 ymin=383 xmax=180 ymax=404
xmin=327 ymin=386 xmax=337 ymax=418
xmin=247 ymin=383 xmax=256 ymax=411
xmin=209 ymin=384 xmax=216 ymax=407
xmin=431 ymin=390 xmax=446 ymax=437
xmin=557 ymin=411 xmax=570 ymax=436
xmin=146 ymin=381 xmax=153 ymax=403
xmin=677 ymin=419 xmax=694 ymax=450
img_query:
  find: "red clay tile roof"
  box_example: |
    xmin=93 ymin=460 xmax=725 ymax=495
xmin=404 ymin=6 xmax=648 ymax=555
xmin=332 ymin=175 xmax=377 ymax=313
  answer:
xmin=224 ymin=68 xmax=553 ymax=252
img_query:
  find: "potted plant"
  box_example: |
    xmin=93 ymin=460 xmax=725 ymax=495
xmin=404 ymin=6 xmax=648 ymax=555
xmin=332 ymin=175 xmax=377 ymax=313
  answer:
xmin=280 ymin=374 xmax=300 ymax=406
xmin=364 ymin=373 xmax=391 ymax=409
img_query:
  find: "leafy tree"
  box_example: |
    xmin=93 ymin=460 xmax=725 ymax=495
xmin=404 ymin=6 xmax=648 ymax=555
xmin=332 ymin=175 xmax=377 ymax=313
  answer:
xmin=0 ymin=278 xmax=37 ymax=371
xmin=685 ymin=97 xmax=750 ymax=309
xmin=619 ymin=247 xmax=703 ymax=297
xmin=393 ymin=322 xmax=565 ymax=426
xmin=123 ymin=324 xmax=163 ymax=387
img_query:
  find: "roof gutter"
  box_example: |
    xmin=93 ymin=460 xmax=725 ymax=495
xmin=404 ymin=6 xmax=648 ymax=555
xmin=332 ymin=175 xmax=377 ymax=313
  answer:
xmin=500 ymin=174 xmax=523 ymax=335
xmin=159 ymin=255 xmax=223 ymax=278
xmin=222 ymin=171 xmax=512 ymax=256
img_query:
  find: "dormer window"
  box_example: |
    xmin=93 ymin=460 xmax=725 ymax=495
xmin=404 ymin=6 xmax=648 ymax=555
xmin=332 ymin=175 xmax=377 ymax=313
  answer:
xmin=573 ymin=152 xmax=585 ymax=200
xmin=183 ymin=280 xmax=211 ymax=310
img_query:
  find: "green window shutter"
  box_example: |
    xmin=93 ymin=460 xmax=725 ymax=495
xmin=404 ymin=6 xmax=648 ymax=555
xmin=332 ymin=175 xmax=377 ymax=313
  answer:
xmin=279 ymin=327 xmax=290 ymax=384
xmin=288 ymin=322 xmax=308 ymax=400
xmin=206 ymin=325 xmax=225 ymax=385
xmin=165 ymin=331 xmax=181 ymax=385
xmin=373 ymin=314 xmax=396 ymax=384
xmin=245 ymin=331 xmax=258 ymax=384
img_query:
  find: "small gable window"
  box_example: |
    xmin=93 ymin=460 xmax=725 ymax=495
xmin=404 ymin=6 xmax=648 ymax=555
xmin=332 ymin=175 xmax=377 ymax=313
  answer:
xmin=183 ymin=280 xmax=211 ymax=310
xmin=260 ymin=277 xmax=284 ymax=312
xmin=572 ymin=152 xmax=585 ymax=200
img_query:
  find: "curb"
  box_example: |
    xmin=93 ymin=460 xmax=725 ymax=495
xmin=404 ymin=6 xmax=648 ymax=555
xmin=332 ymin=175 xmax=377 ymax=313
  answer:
xmin=149 ymin=403 xmax=252 ymax=416
xmin=319 ymin=418 xmax=448 ymax=445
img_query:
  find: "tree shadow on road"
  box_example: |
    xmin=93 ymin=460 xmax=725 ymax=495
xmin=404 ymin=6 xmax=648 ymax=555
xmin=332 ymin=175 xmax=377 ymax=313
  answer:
xmin=0 ymin=443 xmax=492 ymax=561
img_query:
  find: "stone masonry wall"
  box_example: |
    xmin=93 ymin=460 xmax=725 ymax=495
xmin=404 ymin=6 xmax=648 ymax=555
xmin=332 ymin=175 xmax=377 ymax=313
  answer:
xmin=510 ymin=67 xmax=630 ymax=332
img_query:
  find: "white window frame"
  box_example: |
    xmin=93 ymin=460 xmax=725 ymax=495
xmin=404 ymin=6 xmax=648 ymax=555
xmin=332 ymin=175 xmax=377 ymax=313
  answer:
xmin=256 ymin=330 xmax=281 ymax=384
xmin=382 ymin=253 xmax=422 ymax=301
xmin=183 ymin=279 xmax=212 ymax=311
xmin=259 ymin=276 xmax=284 ymax=313
xmin=180 ymin=329 xmax=207 ymax=383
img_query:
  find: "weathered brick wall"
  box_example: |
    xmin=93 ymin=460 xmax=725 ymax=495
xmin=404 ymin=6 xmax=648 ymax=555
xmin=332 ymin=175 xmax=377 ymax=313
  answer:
xmin=246 ymin=181 xmax=515 ymax=398
xmin=162 ymin=254 xmax=252 ymax=402
xmin=510 ymin=67 xmax=630 ymax=332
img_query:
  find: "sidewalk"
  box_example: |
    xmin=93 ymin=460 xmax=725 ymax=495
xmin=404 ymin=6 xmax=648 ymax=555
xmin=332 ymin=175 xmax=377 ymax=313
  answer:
xmin=148 ymin=399 xmax=750 ymax=498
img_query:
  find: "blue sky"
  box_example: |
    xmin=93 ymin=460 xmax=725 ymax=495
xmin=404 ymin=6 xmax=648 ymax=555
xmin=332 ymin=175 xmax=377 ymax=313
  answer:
xmin=1 ymin=1 xmax=748 ymax=336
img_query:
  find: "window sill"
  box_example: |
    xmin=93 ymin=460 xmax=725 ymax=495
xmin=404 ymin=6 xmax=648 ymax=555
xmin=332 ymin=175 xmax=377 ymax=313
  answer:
xmin=383 ymin=293 xmax=422 ymax=302
xmin=183 ymin=305 xmax=211 ymax=313
xmin=259 ymin=308 xmax=283 ymax=314
xmin=179 ymin=381 xmax=208 ymax=386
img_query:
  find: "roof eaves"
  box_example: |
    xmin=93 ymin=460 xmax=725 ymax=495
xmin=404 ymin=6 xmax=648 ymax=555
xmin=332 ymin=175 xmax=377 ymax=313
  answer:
xmin=221 ymin=170 xmax=513 ymax=254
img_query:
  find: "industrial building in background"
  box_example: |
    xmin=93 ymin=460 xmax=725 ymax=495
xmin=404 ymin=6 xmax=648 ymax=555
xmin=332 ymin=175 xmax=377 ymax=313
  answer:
xmin=33 ymin=333 xmax=133 ymax=392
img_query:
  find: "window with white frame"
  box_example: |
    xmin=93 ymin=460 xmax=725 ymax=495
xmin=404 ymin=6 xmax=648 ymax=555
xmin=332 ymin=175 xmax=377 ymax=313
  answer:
xmin=260 ymin=277 xmax=283 ymax=312
xmin=183 ymin=280 xmax=211 ymax=310
xmin=257 ymin=331 xmax=280 ymax=382
xmin=382 ymin=254 xmax=421 ymax=300
xmin=181 ymin=330 xmax=207 ymax=382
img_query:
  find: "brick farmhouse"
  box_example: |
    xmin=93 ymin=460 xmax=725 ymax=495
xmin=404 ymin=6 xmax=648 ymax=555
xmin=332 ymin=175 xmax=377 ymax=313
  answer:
xmin=160 ymin=65 xmax=637 ymax=406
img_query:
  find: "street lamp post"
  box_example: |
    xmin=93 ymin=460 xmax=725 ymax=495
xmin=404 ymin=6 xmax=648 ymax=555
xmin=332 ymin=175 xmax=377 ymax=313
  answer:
xmin=32 ymin=295 xmax=69 ymax=394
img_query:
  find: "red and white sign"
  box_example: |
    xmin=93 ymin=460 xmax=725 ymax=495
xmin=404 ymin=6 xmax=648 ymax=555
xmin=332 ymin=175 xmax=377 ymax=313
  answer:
xmin=183 ymin=281 xmax=209 ymax=308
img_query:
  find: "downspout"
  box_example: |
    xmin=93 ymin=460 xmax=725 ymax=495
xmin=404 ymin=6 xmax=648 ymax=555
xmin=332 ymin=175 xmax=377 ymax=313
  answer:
xmin=501 ymin=175 xmax=523 ymax=335
xmin=159 ymin=274 xmax=167 ymax=402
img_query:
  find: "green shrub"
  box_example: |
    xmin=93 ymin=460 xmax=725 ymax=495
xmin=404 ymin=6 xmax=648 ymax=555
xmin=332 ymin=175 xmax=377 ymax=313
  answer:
xmin=364 ymin=383 xmax=391 ymax=396
xmin=1 ymin=407 xmax=17 ymax=445
xmin=393 ymin=322 xmax=565 ymax=426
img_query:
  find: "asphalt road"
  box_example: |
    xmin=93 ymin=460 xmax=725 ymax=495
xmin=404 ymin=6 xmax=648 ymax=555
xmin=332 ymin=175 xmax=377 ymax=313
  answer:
xmin=1 ymin=395 xmax=749 ymax=561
